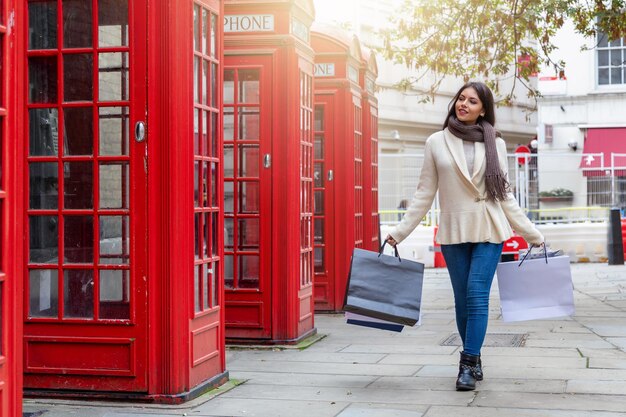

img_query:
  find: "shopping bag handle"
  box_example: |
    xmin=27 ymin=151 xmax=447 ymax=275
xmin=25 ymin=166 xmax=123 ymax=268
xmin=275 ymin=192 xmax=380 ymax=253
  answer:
xmin=518 ymin=242 xmax=547 ymax=267
xmin=379 ymin=241 xmax=401 ymax=261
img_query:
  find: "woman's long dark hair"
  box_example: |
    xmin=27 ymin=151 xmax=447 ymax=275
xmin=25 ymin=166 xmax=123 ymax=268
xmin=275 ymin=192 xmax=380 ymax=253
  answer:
xmin=442 ymin=81 xmax=496 ymax=129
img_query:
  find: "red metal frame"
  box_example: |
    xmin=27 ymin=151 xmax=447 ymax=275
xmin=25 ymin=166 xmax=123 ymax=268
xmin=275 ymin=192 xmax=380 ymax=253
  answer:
xmin=224 ymin=0 xmax=316 ymax=343
xmin=312 ymin=26 xmax=364 ymax=311
xmin=1 ymin=0 xmax=24 ymax=414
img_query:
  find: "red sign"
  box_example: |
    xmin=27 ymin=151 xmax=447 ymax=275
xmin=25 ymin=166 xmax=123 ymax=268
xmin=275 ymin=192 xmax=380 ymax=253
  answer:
xmin=502 ymin=235 xmax=529 ymax=254
xmin=515 ymin=145 xmax=531 ymax=165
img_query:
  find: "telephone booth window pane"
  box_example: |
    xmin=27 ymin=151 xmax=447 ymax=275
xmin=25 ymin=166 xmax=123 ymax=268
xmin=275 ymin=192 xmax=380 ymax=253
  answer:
xmin=239 ymin=108 xmax=259 ymax=140
xmin=99 ymin=106 xmax=129 ymax=156
xmin=193 ymin=56 xmax=200 ymax=103
xmin=193 ymin=4 xmax=200 ymax=53
xmin=202 ymin=111 xmax=208 ymax=156
xmin=194 ymin=161 xmax=200 ymax=207
xmin=224 ymin=255 xmax=234 ymax=289
xmin=202 ymin=61 xmax=208 ymax=105
xmin=314 ymin=162 xmax=323 ymax=187
xmin=100 ymin=216 xmax=129 ymax=264
xmin=224 ymin=145 xmax=234 ymax=177
xmin=238 ymin=70 xmax=259 ymax=103
xmin=211 ymin=263 xmax=218 ymax=307
xmin=29 ymin=216 xmax=59 ymax=263
xmin=204 ymin=212 xmax=210 ymax=256
xmin=202 ymin=9 xmax=208 ymax=55
xmin=314 ymin=191 xmax=323 ymax=215
xmin=224 ymin=218 xmax=233 ymax=250
xmin=194 ymin=213 xmax=201 ymax=259
xmin=224 ymin=109 xmax=234 ymax=140
xmin=99 ymin=163 xmax=129 ymax=208
xmin=29 ymin=270 xmax=59 ymax=317
xmin=238 ymin=219 xmax=259 ymax=250
xmin=210 ymin=14 xmax=217 ymax=58
xmin=211 ymin=63 xmax=218 ymax=107
xmin=99 ymin=52 xmax=129 ymax=102
xmin=64 ymin=270 xmax=94 ymax=318
xmin=224 ymin=182 xmax=233 ymax=211
xmin=224 ymin=70 xmax=234 ymax=104
xmin=193 ymin=108 xmax=200 ymax=154
xmin=28 ymin=1 xmax=58 ymax=50
xmin=64 ymin=107 xmax=93 ymax=155
xmin=99 ymin=270 xmax=129 ymax=319
xmin=63 ymin=0 xmax=93 ymax=48
xmin=314 ymin=219 xmax=323 ymax=243
xmin=203 ymin=262 xmax=209 ymax=308
xmin=211 ymin=212 xmax=218 ymax=256
xmin=239 ymin=182 xmax=259 ymax=213
xmin=194 ymin=264 xmax=201 ymax=312
xmin=64 ymin=54 xmax=94 ymax=102
xmin=98 ymin=0 xmax=129 ymax=47
xmin=29 ymin=109 xmax=59 ymax=156
xmin=29 ymin=57 xmax=58 ymax=103
xmin=314 ymin=134 xmax=324 ymax=159
xmin=211 ymin=112 xmax=218 ymax=156
xmin=30 ymin=162 xmax=58 ymax=209
xmin=239 ymin=256 xmax=259 ymax=289
xmin=239 ymin=145 xmax=259 ymax=177
xmin=64 ymin=216 xmax=94 ymax=263
xmin=64 ymin=162 xmax=93 ymax=209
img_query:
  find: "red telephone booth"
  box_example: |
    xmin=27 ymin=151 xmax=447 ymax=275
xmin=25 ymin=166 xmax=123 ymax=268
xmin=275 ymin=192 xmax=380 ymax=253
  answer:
xmin=20 ymin=0 xmax=227 ymax=401
xmin=2 ymin=0 xmax=24 ymax=415
xmin=359 ymin=47 xmax=379 ymax=252
xmin=223 ymin=0 xmax=316 ymax=343
xmin=311 ymin=26 xmax=364 ymax=311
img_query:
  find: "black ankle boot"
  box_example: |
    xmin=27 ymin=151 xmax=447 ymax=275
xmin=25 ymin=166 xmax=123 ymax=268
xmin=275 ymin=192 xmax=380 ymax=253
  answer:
xmin=456 ymin=352 xmax=479 ymax=391
xmin=473 ymin=355 xmax=483 ymax=381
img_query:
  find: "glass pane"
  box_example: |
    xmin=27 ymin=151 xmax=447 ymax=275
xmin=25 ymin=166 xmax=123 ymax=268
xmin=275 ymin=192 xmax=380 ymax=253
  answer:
xmin=194 ymin=264 xmax=201 ymax=312
xmin=610 ymin=49 xmax=622 ymax=66
xmin=193 ymin=4 xmax=200 ymax=53
xmin=239 ymin=182 xmax=259 ymax=214
xmin=238 ymin=218 xmax=259 ymax=250
xmin=99 ymin=52 xmax=129 ymax=101
xmin=99 ymin=106 xmax=129 ymax=156
xmin=599 ymin=68 xmax=609 ymax=85
xmin=224 ymin=70 xmax=234 ymax=104
xmin=99 ymin=0 xmax=129 ymax=47
xmin=99 ymin=270 xmax=130 ymax=319
xmin=28 ymin=1 xmax=58 ymax=49
xmin=194 ymin=56 xmax=200 ymax=103
xmin=211 ymin=162 xmax=218 ymax=208
xmin=203 ymin=263 xmax=209 ymax=309
xmin=30 ymin=162 xmax=58 ymax=209
xmin=99 ymin=163 xmax=129 ymax=208
xmin=64 ymin=54 xmax=94 ymax=102
xmin=194 ymin=161 xmax=200 ymax=206
xmin=314 ymin=162 xmax=324 ymax=187
xmin=211 ymin=212 xmax=218 ymax=256
xmin=29 ymin=270 xmax=59 ymax=317
xmin=314 ymin=133 xmax=324 ymax=159
xmin=239 ymin=108 xmax=259 ymax=140
xmin=224 ymin=181 xmax=234 ymax=211
xmin=598 ymin=50 xmax=609 ymax=67
xmin=211 ymin=112 xmax=218 ymax=157
xmin=597 ymin=32 xmax=608 ymax=48
xmin=64 ymin=107 xmax=93 ymax=155
xmin=224 ymin=145 xmax=234 ymax=177
xmin=29 ymin=108 xmax=59 ymax=156
xmin=64 ymin=162 xmax=93 ymax=209
xmin=224 ymin=109 xmax=234 ymax=140
xmin=314 ymin=247 xmax=324 ymax=272
xmin=202 ymin=111 xmax=208 ymax=156
xmin=238 ymin=70 xmax=259 ymax=103
xmin=203 ymin=161 xmax=210 ymax=208
xmin=63 ymin=0 xmax=93 ymax=48
xmin=194 ymin=109 xmax=200 ymax=154
xmin=211 ymin=63 xmax=218 ymax=107
xmin=204 ymin=212 xmax=210 ymax=257
xmin=239 ymin=145 xmax=259 ymax=177
xmin=64 ymin=216 xmax=94 ymax=263
xmin=211 ymin=262 xmax=219 ymax=307
xmin=64 ymin=270 xmax=94 ymax=318
xmin=100 ymin=216 xmax=129 ymax=264
xmin=224 ymin=218 xmax=234 ymax=250
xmin=202 ymin=9 xmax=208 ymax=55
xmin=29 ymin=57 xmax=58 ymax=103
xmin=29 ymin=216 xmax=58 ymax=263
xmin=202 ymin=60 xmax=208 ymax=105
xmin=224 ymin=255 xmax=234 ymax=289
xmin=239 ymin=255 xmax=259 ymax=289
xmin=611 ymin=67 xmax=622 ymax=84
xmin=211 ymin=14 xmax=217 ymax=58
xmin=314 ymin=190 xmax=324 ymax=215
xmin=195 ymin=213 xmax=200 ymax=259
xmin=314 ymin=218 xmax=324 ymax=243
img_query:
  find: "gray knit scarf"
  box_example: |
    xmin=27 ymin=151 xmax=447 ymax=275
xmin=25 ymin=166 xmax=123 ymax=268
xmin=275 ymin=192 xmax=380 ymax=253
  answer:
xmin=447 ymin=116 xmax=509 ymax=202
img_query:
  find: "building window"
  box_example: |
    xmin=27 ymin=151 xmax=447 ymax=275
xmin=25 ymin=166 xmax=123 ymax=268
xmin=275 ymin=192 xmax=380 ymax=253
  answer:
xmin=597 ymin=31 xmax=625 ymax=86
xmin=544 ymin=124 xmax=553 ymax=144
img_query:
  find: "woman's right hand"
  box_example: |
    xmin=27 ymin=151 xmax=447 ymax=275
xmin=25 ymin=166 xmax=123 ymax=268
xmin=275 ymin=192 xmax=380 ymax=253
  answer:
xmin=385 ymin=235 xmax=398 ymax=247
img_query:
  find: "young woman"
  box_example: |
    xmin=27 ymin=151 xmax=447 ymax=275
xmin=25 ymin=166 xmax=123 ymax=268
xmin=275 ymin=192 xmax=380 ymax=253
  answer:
xmin=386 ymin=82 xmax=544 ymax=391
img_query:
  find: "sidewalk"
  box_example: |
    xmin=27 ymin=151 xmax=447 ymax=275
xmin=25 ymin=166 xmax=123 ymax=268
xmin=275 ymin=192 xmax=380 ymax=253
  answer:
xmin=25 ymin=263 xmax=626 ymax=417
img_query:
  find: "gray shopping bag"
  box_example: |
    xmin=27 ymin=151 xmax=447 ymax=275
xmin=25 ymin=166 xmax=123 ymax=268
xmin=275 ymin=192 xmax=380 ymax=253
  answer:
xmin=496 ymin=253 xmax=575 ymax=322
xmin=343 ymin=243 xmax=424 ymax=326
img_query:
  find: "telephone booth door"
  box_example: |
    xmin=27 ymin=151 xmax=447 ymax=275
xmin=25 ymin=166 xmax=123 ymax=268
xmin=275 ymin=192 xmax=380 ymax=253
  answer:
xmin=313 ymin=96 xmax=335 ymax=311
xmin=24 ymin=0 xmax=149 ymax=392
xmin=223 ymin=55 xmax=273 ymax=339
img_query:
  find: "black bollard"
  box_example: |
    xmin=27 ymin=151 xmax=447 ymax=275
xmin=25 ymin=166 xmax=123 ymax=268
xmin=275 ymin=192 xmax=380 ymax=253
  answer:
xmin=607 ymin=207 xmax=624 ymax=265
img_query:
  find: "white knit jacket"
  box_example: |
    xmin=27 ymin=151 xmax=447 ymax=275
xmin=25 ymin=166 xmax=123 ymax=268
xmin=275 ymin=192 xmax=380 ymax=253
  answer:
xmin=390 ymin=129 xmax=544 ymax=246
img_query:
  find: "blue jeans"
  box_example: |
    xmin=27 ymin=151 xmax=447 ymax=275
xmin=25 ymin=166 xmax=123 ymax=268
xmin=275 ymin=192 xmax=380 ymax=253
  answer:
xmin=441 ymin=242 xmax=503 ymax=356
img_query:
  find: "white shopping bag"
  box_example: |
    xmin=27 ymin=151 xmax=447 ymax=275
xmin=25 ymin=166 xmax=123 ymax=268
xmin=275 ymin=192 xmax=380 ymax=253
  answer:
xmin=496 ymin=255 xmax=575 ymax=322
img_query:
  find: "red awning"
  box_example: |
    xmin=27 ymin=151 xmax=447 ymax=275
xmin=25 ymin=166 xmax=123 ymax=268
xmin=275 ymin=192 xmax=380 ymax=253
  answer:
xmin=580 ymin=128 xmax=626 ymax=176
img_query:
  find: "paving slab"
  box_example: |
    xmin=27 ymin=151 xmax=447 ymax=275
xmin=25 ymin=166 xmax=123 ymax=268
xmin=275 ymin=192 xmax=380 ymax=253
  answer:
xmin=424 ymin=406 xmax=626 ymax=417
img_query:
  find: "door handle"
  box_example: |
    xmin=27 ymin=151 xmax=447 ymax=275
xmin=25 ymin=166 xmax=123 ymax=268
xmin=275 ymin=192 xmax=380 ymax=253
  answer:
xmin=135 ymin=121 xmax=146 ymax=142
xmin=327 ymin=170 xmax=334 ymax=181
xmin=263 ymin=154 xmax=271 ymax=168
